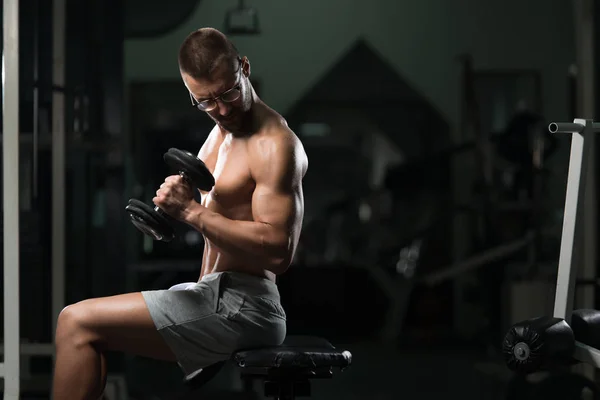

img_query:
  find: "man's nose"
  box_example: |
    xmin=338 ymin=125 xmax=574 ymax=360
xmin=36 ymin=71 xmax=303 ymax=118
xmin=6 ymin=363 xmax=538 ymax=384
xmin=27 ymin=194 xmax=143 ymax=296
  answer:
xmin=216 ymin=99 xmax=231 ymax=117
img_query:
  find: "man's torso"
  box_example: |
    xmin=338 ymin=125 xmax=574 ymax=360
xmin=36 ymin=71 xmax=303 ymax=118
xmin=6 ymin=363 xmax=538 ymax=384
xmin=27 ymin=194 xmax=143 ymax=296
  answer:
xmin=195 ymin=107 xmax=303 ymax=280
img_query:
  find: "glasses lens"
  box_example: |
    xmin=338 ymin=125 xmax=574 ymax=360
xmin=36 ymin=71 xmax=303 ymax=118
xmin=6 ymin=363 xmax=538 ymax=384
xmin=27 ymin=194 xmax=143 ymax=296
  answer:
xmin=198 ymin=100 xmax=216 ymax=112
xmin=221 ymin=88 xmax=241 ymax=103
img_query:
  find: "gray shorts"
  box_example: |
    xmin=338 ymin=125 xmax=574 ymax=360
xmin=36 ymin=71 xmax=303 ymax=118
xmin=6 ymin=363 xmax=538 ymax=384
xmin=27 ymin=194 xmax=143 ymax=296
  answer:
xmin=141 ymin=271 xmax=287 ymax=379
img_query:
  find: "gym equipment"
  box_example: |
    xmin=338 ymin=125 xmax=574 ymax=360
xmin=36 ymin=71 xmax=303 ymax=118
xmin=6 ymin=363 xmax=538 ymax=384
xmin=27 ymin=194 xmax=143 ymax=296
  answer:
xmin=502 ymin=316 xmax=575 ymax=373
xmin=173 ymin=336 xmax=352 ymax=400
xmin=126 ymin=148 xmax=214 ymax=242
xmin=3 ymin=0 xmax=21 ymax=397
xmin=503 ymin=119 xmax=600 ymax=374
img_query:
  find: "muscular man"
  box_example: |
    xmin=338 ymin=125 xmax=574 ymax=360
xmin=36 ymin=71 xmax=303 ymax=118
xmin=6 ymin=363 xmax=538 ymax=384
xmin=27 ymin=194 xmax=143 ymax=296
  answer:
xmin=52 ymin=27 xmax=308 ymax=400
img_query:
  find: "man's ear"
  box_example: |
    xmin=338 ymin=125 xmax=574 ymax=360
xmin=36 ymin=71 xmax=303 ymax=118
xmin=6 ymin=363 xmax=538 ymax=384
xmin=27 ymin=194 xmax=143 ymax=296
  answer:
xmin=242 ymin=56 xmax=251 ymax=78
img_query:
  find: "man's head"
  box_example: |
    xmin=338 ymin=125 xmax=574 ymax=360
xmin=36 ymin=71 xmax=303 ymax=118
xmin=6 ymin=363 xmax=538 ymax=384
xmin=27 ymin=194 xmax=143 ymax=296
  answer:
xmin=178 ymin=27 xmax=253 ymax=131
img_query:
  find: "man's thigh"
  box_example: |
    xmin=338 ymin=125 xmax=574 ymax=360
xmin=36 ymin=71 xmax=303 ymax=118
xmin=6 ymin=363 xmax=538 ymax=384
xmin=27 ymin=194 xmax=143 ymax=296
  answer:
xmin=66 ymin=292 xmax=176 ymax=362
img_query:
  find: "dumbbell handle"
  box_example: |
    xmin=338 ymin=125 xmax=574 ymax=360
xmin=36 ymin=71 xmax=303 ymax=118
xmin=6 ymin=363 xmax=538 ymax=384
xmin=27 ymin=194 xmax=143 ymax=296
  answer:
xmin=177 ymin=170 xmax=191 ymax=185
xmin=153 ymin=170 xmax=193 ymax=215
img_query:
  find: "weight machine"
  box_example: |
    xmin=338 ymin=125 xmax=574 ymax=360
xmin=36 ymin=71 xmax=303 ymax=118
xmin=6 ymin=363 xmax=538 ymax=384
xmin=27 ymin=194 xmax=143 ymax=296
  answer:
xmin=2 ymin=0 xmax=68 ymax=398
xmin=504 ymin=119 xmax=600 ymax=375
xmin=3 ymin=0 xmax=22 ymax=398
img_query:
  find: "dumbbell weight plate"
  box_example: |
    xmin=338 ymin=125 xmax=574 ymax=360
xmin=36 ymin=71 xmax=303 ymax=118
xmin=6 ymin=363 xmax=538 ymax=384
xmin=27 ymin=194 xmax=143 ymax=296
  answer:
xmin=164 ymin=148 xmax=215 ymax=191
xmin=125 ymin=198 xmax=175 ymax=242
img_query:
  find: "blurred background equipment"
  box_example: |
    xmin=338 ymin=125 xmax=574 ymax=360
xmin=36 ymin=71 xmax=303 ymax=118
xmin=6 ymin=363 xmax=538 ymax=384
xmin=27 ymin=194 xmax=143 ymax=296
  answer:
xmin=224 ymin=0 xmax=260 ymax=35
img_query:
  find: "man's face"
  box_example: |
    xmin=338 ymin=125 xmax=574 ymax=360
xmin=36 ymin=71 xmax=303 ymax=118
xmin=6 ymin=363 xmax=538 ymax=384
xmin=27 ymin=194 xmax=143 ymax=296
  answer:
xmin=182 ymin=57 xmax=251 ymax=132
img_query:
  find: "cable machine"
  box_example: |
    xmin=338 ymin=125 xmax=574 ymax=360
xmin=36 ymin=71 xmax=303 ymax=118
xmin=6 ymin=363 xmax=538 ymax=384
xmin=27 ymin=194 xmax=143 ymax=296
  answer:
xmin=1 ymin=0 xmax=67 ymax=397
xmin=3 ymin=0 xmax=22 ymax=398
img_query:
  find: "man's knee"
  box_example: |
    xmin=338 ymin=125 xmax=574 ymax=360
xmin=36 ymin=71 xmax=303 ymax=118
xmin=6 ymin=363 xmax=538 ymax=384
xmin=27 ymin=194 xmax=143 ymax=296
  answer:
xmin=55 ymin=300 xmax=98 ymax=347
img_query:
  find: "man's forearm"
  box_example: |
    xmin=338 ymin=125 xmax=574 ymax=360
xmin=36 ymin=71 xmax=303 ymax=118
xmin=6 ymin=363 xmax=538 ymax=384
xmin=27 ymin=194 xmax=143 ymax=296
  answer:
xmin=184 ymin=203 xmax=291 ymax=268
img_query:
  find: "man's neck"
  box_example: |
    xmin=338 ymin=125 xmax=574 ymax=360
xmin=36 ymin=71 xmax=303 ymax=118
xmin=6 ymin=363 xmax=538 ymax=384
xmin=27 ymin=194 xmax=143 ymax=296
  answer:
xmin=230 ymin=100 xmax=267 ymax=137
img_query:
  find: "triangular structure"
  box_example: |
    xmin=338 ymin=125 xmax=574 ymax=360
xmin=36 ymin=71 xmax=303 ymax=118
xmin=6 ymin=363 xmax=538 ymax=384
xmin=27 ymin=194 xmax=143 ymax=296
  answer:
xmin=286 ymin=38 xmax=450 ymax=159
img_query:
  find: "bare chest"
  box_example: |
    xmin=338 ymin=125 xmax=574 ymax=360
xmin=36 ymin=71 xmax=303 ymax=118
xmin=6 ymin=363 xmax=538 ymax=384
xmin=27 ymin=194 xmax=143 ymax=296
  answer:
xmin=200 ymin=138 xmax=254 ymax=211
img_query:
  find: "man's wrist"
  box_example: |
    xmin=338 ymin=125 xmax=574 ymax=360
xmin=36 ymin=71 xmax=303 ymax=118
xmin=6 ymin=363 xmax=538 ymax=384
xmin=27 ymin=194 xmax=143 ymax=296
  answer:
xmin=183 ymin=201 xmax=206 ymax=227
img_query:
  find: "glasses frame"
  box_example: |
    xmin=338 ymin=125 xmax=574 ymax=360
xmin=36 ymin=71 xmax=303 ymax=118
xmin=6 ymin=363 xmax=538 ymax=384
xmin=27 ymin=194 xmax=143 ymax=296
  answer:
xmin=189 ymin=57 xmax=244 ymax=112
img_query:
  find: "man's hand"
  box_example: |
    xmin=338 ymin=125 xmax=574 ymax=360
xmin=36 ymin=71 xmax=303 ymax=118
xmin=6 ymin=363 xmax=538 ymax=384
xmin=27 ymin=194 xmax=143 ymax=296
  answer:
xmin=153 ymin=175 xmax=198 ymax=221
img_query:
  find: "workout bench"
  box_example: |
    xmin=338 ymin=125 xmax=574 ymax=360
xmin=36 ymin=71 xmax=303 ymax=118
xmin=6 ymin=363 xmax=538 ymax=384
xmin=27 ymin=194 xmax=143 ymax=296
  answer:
xmin=180 ymin=335 xmax=352 ymax=400
xmin=503 ymin=119 xmax=600 ymax=373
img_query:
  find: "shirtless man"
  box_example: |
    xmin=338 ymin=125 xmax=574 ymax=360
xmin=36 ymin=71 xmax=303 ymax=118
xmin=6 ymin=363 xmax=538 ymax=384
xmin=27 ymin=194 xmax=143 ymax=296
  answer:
xmin=52 ymin=27 xmax=308 ymax=400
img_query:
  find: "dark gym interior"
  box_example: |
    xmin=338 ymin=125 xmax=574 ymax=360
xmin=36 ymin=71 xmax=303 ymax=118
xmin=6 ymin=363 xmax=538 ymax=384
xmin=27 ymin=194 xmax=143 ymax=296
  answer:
xmin=2 ymin=0 xmax=600 ymax=399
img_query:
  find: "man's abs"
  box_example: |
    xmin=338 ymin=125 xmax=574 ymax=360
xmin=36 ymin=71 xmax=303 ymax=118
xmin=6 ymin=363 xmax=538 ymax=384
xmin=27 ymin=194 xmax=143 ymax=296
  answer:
xmin=198 ymin=185 xmax=270 ymax=280
xmin=199 ymin=242 xmax=274 ymax=281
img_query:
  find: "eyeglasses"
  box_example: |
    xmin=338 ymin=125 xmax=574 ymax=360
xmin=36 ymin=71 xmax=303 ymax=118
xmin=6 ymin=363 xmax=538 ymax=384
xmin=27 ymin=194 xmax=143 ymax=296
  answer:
xmin=189 ymin=58 xmax=243 ymax=112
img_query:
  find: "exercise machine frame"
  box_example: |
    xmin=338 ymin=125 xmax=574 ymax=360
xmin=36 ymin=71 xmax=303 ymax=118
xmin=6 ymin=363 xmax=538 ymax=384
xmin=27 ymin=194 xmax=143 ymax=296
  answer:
xmin=2 ymin=0 xmax=67 ymax=398
xmin=550 ymin=118 xmax=600 ymax=367
xmin=3 ymin=0 xmax=21 ymax=398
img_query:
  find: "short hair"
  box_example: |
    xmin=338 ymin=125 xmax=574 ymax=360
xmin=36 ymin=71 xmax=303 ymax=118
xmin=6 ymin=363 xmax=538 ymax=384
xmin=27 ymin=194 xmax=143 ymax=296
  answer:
xmin=178 ymin=28 xmax=239 ymax=80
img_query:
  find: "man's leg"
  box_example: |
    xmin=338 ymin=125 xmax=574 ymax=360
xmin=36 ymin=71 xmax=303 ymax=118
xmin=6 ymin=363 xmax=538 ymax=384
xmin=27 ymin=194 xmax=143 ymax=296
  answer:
xmin=52 ymin=292 xmax=176 ymax=400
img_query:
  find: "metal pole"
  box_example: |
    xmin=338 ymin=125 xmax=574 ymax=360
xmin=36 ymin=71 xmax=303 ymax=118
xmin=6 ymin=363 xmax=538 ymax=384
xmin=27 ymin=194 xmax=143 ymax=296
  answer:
xmin=32 ymin=0 xmax=39 ymax=200
xmin=548 ymin=122 xmax=600 ymax=133
xmin=548 ymin=122 xmax=585 ymax=133
xmin=2 ymin=0 xmax=21 ymax=397
xmin=52 ymin=0 xmax=66 ymax=340
xmin=552 ymin=119 xmax=593 ymax=322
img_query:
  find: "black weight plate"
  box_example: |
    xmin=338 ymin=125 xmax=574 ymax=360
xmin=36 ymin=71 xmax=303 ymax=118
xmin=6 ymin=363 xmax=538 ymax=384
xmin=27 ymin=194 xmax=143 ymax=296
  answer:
xmin=126 ymin=202 xmax=163 ymax=239
xmin=126 ymin=199 xmax=175 ymax=242
xmin=126 ymin=199 xmax=168 ymax=240
xmin=164 ymin=148 xmax=215 ymax=191
xmin=126 ymin=199 xmax=161 ymax=226
xmin=133 ymin=199 xmax=173 ymax=231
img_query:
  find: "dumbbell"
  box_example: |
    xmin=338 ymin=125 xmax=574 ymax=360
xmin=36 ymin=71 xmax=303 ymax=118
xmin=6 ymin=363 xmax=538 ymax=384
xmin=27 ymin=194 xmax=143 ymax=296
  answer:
xmin=125 ymin=148 xmax=215 ymax=242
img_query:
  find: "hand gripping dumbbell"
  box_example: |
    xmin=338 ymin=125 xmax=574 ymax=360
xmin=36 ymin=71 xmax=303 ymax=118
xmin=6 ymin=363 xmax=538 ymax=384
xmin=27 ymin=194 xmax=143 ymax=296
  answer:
xmin=125 ymin=148 xmax=215 ymax=242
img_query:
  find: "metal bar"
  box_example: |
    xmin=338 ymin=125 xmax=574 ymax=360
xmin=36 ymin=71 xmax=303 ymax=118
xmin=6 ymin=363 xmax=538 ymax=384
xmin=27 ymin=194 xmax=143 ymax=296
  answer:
xmin=0 ymin=362 xmax=4 ymax=378
xmin=553 ymin=119 xmax=590 ymax=322
xmin=0 ymin=133 xmax=120 ymax=152
xmin=549 ymin=121 xmax=600 ymax=133
xmin=52 ymin=0 xmax=67 ymax=342
xmin=32 ymin=0 xmax=39 ymax=199
xmin=419 ymin=233 xmax=534 ymax=286
xmin=548 ymin=122 xmax=585 ymax=133
xmin=0 ymin=343 xmax=54 ymax=356
xmin=3 ymin=0 xmax=21 ymax=397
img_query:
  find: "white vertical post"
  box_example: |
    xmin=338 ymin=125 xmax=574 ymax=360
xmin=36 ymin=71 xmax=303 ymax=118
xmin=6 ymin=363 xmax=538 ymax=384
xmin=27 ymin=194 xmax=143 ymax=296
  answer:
xmin=52 ymin=0 xmax=67 ymax=338
xmin=550 ymin=120 xmax=589 ymax=322
xmin=2 ymin=0 xmax=21 ymax=398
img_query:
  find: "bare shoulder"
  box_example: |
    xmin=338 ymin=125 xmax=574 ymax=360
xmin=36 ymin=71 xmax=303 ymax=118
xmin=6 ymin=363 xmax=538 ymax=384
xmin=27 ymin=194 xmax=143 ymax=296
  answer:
xmin=248 ymin=116 xmax=308 ymax=182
